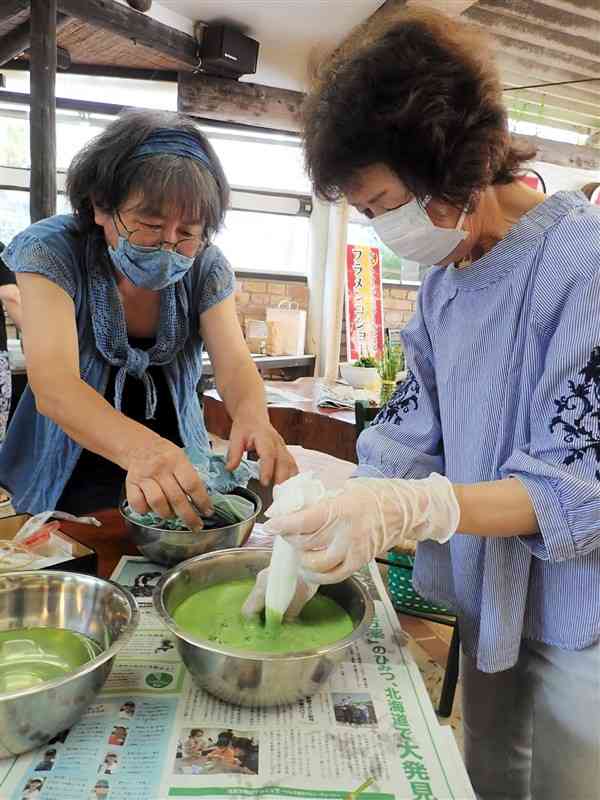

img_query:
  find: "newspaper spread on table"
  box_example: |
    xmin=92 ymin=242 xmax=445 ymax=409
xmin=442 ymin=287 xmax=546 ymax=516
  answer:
xmin=0 ymin=557 xmax=474 ymax=800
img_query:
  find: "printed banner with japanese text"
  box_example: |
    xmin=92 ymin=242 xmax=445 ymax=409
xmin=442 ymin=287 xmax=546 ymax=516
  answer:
xmin=345 ymin=245 xmax=385 ymax=361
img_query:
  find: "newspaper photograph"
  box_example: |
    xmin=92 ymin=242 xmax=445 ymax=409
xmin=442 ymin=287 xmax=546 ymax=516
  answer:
xmin=0 ymin=557 xmax=474 ymax=800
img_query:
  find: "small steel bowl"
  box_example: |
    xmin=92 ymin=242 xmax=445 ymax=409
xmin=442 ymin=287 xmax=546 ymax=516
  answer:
xmin=0 ymin=570 xmax=139 ymax=757
xmin=120 ymin=487 xmax=262 ymax=567
xmin=153 ymin=548 xmax=374 ymax=707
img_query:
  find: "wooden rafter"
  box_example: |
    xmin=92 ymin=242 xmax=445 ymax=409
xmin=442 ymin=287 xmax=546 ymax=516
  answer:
xmin=178 ymin=72 xmax=304 ymax=134
xmin=0 ymin=12 xmax=69 ymax=67
xmin=0 ymin=0 xmax=29 ymax=24
xmin=56 ymin=0 xmax=198 ymax=68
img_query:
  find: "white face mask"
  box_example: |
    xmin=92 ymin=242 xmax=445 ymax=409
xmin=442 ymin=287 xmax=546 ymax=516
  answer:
xmin=372 ymin=196 xmax=467 ymax=266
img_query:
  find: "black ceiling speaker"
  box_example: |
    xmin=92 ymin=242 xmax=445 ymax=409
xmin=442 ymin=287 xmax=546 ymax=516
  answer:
xmin=200 ymin=25 xmax=259 ymax=80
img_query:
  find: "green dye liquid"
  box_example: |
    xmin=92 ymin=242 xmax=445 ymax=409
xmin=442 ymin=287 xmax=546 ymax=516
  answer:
xmin=173 ymin=578 xmax=354 ymax=654
xmin=0 ymin=628 xmax=103 ymax=693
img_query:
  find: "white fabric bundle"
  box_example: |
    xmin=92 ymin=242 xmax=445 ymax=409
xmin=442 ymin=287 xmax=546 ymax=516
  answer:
xmin=264 ymin=473 xmax=326 ymax=628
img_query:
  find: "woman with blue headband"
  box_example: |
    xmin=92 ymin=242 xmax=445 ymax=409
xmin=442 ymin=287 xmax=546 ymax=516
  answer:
xmin=0 ymin=109 xmax=297 ymax=527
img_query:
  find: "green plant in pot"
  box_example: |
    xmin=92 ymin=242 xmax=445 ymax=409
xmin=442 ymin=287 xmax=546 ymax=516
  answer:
xmin=353 ymin=356 xmax=379 ymax=368
xmin=378 ymin=343 xmax=405 ymax=405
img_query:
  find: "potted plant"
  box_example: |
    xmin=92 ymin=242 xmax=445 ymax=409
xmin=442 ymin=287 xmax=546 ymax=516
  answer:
xmin=339 ymin=355 xmax=381 ymax=389
xmin=378 ymin=343 xmax=405 ymax=404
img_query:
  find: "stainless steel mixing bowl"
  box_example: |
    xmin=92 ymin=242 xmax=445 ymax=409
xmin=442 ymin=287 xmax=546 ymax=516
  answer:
xmin=120 ymin=487 xmax=262 ymax=567
xmin=153 ymin=548 xmax=374 ymax=707
xmin=0 ymin=570 xmax=139 ymax=757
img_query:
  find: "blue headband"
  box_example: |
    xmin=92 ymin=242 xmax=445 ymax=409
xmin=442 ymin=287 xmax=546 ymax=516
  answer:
xmin=130 ymin=129 xmax=215 ymax=177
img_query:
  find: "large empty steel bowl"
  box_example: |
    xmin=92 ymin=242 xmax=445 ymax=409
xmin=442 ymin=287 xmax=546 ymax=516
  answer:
xmin=153 ymin=548 xmax=374 ymax=707
xmin=0 ymin=570 xmax=138 ymax=757
xmin=120 ymin=487 xmax=262 ymax=567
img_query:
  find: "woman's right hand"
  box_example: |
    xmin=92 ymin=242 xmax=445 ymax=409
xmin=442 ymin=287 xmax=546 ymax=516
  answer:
xmin=242 ymin=568 xmax=318 ymax=620
xmin=125 ymin=436 xmax=212 ymax=532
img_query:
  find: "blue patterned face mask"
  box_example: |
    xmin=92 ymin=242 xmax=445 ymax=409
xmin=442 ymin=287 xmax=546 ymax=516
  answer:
xmin=108 ymin=236 xmax=195 ymax=290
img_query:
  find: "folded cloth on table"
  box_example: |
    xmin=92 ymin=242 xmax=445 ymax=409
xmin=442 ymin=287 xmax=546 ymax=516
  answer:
xmin=123 ymin=450 xmax=259 ymax=531
xmin=185 ymin=448 xmax=259 ymax=493
xmin=125 ymin=491 xmax=255 ymax=531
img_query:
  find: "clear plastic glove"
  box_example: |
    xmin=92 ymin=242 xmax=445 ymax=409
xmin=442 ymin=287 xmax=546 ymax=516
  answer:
xmin=242 ymin=568 xmax=318 ymax=620
xmin=264 ymin=473 xmax=460 ymax=584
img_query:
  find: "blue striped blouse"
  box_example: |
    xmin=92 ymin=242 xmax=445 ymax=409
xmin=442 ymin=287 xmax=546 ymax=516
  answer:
xmin=357 ymin=191 xmax=600 ymax=672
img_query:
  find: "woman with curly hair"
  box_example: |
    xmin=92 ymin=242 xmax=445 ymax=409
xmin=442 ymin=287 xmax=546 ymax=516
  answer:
xmin=0 ymin=110 xmax=296 ymax=523
xmin=255 ymin=9 xmax=600 ymax=799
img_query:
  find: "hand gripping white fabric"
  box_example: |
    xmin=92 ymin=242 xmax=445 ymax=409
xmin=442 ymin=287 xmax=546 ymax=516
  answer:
xmin=263 ymin=473 xmax=460 ymax=584
xmin=242 ymin=473 xmax=328 ymax=623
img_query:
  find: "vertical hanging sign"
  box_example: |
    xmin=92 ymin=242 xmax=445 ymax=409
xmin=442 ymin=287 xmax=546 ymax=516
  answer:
xmin=345 ymin=244 xmax=385 ymax=361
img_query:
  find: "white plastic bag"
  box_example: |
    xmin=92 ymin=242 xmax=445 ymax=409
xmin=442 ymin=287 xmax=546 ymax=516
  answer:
xmin=0 ymin=510 xmax=101 ymax=572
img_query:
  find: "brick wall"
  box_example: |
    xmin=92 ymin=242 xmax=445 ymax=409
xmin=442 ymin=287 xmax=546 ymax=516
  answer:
xmin=234 ymin=274 xmax=418 ymax=362
xmin=234 ymin=277 xmax=309 ymax=332
xmin=383 ymin=285 xmax=419 ymax=329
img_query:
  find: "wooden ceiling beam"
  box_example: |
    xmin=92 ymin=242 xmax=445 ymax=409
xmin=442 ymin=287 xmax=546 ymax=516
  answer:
xmin=473 ymin=0 xmax=600 ymax=45
xmin=406 ymin=0 xmax=479 ymax=14
xmin=0 ymin=12 xmax=69 ymax=67
xmin=56 ymin=0 xmax=198 ymax=68
xmin=515 ymin=132 xmax=600 ymax=171
xmin=0 ymin=17 xmax=30 ymax=65
xmin=375 ymin=0 xmax=479 ymax=17
xmin=178 ymin=72 xmax=304 ymax=134
xmin=0 ymin=0 xmax=29 ymax=25
xmin=7 ymin=60 xmax=178 ymax=82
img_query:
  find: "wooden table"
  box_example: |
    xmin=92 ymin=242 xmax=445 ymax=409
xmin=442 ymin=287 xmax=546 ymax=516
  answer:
xmin=57 ymin=446 xmax=356 ymax=580
xmin=59 ymin=509 xmax=137 ymax=580
xmin=204 ymin=378 xmax=359 ymax=463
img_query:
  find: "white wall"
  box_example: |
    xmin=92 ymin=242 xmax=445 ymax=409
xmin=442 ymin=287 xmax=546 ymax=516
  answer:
xmin=531 ymin=161 xmax=600 ymax=193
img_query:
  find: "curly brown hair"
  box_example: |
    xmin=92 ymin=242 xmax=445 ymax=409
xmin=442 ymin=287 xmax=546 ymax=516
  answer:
xmin=303 ymin=8 xmax=535 ymax=208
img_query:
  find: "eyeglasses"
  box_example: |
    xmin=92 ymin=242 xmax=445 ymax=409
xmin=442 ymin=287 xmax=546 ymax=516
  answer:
xmin=113 ymin=210 xmax=205 ymax=257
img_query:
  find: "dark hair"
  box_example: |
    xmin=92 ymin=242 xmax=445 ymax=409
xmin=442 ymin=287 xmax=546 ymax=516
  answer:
xmin=581 ymin=182 xmax=600 ymax=201
xmin=303 ymin=8 xmax=535 ymax=208
xmin=216 ymin=731 xmax=233 ymax=747
xmin=67 ymin=109 xmax=230 ymax=238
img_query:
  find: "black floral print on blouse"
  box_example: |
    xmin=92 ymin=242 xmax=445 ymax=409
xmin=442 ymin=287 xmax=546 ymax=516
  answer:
xmin=374 ymin=369 xmax=420 ymax=425
xmin=550 ymin=346 xmax=600 ymax=480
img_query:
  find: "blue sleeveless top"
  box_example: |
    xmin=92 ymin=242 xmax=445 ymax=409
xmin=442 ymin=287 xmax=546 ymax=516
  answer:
xmin=0 ymin=214 xmax=234 ymax=513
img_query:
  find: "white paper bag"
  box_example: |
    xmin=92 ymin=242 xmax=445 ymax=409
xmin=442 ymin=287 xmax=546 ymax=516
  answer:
xmin=266 ymin=300 xmax=307 ymax=356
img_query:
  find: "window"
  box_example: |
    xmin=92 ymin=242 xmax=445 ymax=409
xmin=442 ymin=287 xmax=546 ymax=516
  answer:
xmin=206 ymin=129 xmax=310 ymax=194
xmin=0 ymin=106 xmax=29 ymax=168
xmin=0 ymin=103 xmax=113 ymax=170
xmin=0 ymin=189 xmax=70 ymax=245
xmin=3 ymin=69 xmax=177 ymax=110
xmin=206 ymin=128 xmax=311 ymax=273
xmin=214 ymin=210 xmax=309 ymax=275
xmin=0 ymin=190 xmax=29 ymax=245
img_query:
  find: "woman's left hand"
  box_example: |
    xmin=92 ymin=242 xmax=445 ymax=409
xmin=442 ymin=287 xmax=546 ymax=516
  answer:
xmin=226 ymin=418 xmax=298 ymax=486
